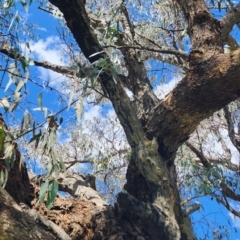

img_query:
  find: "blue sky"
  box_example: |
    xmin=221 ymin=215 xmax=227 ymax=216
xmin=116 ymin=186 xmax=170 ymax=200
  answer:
xmin=1 ymin=0 xmax=240 ymax=238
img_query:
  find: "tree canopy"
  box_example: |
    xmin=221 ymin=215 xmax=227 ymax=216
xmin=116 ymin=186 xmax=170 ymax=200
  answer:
xmin=1 ymin=0 xmax=240 ymax=239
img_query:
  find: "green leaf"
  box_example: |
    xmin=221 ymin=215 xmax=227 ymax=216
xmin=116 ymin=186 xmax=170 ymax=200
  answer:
xmin=89 ymin=51 xmax=105 ymax=58
xmin=82 ymin=78 xmax=88 ymax=94
xmin=47 ymin=180 xmax=58 ymax=210
xmin=0 ymin=170 xmax=4 ymax=186
xmin=38 ymin=93 xmax=43 ymax=111
xmin=68 ymin=89 xmax=74 ymax=109
xmin=6 ymin=77 xmax=14 ymax=89
xmin=8 ymin=10 xmax=18 ymax=32
xmin=15 ymin=80 xmax=25 ymax=93
xmin=59 ymin=155 xmax=66 ymax=171
xmin=3 ymin=168 xmax=8 ymax=188
xmin=4 ymin=143 xmax=14 ymax=159
xmin=46 ymin=162 xmax=53 ymax=177
xmin=48 ymin=126 xmax=57 ymax=152
xmin=0 ymin=127 xmax=5 ymax=151
xmin=0 ymin=98 xmax=10 ymax=109
xmin=39 ymin=180 xmax=49 ymax=203
xmin=20 ymin=0 xmax=28 ymax=12
xmin=4 ymin=157 xmax=10 ymax=171
xmin=23 ymin=110 xmax=31 ymax=130
xmin=75 ymin=98 xmax=83 ymax=120
xmin=3 ymin=0 xmax=14 ymax=8
xmin=41 ymin=130 xmax=48 ymax=152
xmin=19 ymin=154 xmax=23 ymax=171
xmin=26 ymin=42 xmax=30 ymax=49
xmin=10 ymin=148 xmax=16 ymax=168
xmin=9 ymin=101 xmax=19 ymax=112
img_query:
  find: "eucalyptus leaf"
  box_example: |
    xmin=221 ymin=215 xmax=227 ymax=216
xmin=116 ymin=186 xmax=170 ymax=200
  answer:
xmin=0 ymin=170 xmax=4 ymax=186
xmin=47 ymin=180 xmax=58 ymax=210
xmin=38 ymin=93 xmax=43 ymax=111
xmin=68 ymin=90 xmax=74 ymax=109
xmin=2 ymin=167 xmax=8 ymax=188
xmin=39 ymin=180 xmax=49 ymax=203
xmin=75 ymin=98 xmax=83 ymax=120
xmin=0 ymin=98 xmax=10 ymax=109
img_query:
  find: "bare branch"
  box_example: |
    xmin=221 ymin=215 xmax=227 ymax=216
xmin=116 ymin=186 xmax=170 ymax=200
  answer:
xmin=183 ymin=202 xmax=201 ymax=216
xmin=49 ymin=0 xmax=146 ymax=149
xmin=114 ymin=6 xmax=159 ymax=121
xmin=220 ymin=181 xmax=240 ymax=202
xmin=103 ymin=45 xmax=189 ymax=60
xmin=194 ymin=157 xmax=240 ymax=172
xmin=181 ymin=195 xmax=206 ymax=206
xmin=220 ymin=3 xmax=240 ymax=41
xmin=212 ymin=193 xmax=240 ymax=218
xmin=0 ymin=44 xmax=75 ymax=76
xmin=185 ymin=141 xmax=210 ymax=168
xmin=186 ymin=139 xmax=240 ymax=204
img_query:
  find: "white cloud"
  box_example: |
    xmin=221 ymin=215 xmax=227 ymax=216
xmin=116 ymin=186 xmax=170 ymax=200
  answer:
xmin=154 ymin=76 xmax=181 ymax=100
xmin=83 ymin=105 xmax=101 ymax=121
xmin=27 ymin=36 xmax=69 ymax=87
xmin=30 ymin=36 xmax=66 ymax=65
xmin=37 ymin=27 xmax=47 ymax=32
xmin=229 ymin=210 xmax=240 ymax=229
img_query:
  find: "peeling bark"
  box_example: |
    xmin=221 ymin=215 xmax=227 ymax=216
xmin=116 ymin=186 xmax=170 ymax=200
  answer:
xmin=0 ymin=187 xmax=65 ymax=240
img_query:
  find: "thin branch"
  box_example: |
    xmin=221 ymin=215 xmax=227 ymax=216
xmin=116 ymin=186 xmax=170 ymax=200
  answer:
xmin=103 ymin=45 xmax=189 ymax=60
xmin=211 ymin=193 xmax=240 ymax=217
xmin=13 ymin=98 xmax=79 ymax=141
xmin=64 ymin=159 xmax=93 ymax=170
xmin=220 ymin=181 xmax=240 ymax=202
xmin=181 ymin=194 xmax=206 ymax=206
xmin=194 ymin=157 xmax=239 ymax=172
xmin=0 ymin=44 xmax=76 ymax=76
xmin=185 ymin=141 xmax=210 ymax=167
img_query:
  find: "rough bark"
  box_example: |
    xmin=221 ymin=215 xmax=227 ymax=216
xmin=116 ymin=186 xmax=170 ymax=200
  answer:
xmin=29 ymin=172 xmax=155 ymax=240
xmin=4 ymin=153 xmax=32 ymax=206
xmin=0 ymin=187 xmax=69 ymax=240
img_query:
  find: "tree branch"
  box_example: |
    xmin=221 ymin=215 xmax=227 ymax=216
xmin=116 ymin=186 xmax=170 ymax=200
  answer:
xmin=223 ymin=105 xmax=240 ymax=151
xmin=211 ymin=193 xmax=240 ymax=218
xmin=183 ymin=202 xmax=201 ymax=216
xmin=186 ymin=140 xmax=240 ymax=204
xmin=147 ymin=49 xmax=240 ymax=160
xmin=103 ymin=45 xmax=189 ymax=59
xmin=185 ymin=141 xmax=210 ymax=168
xmin=220 ymin=181 xmax=240 ymax=202
xmin=0 ymin=44 xmax=75 ymax=76
xmin=220 ymin=3 xmax=240 ymax=41
xmin=49 ymin=0 xmax=146 ymax=149
xmin=114 ymin=5 xmax=159 ymax=121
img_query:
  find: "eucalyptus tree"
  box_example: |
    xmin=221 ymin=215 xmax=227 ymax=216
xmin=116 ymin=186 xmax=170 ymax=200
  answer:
xmin=44 ymin=0 xmax=240 ymax=238
xmin=1 ymin=0 xmax=240 ymax=239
